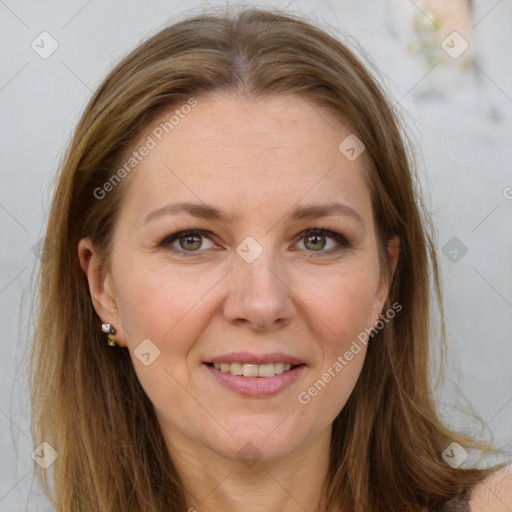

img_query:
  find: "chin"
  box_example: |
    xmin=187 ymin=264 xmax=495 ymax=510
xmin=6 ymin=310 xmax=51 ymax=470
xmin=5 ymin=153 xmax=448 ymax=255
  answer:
xmin=212 ymin=417 xmax=307 ymax=461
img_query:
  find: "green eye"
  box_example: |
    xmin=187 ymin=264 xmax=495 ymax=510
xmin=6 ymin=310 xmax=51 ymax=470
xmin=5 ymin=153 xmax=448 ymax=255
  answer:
xmin=303 ymin=233 xmax=328 ymax=251
xmin=161 ymin=229 xmax=215 ymax=254
xmin=296 ymin=229 xmax=349 ymax=254
xmin=160 ymin=227 xmax=350 ymax=257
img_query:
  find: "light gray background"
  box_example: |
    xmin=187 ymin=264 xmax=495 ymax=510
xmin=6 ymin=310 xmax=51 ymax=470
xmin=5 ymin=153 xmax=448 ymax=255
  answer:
xmin=1 ymin=0 xmax=511 ymax=509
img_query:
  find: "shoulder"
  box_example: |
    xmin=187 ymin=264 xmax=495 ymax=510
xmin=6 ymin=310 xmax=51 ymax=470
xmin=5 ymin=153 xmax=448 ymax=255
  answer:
xmin=468 ymin=463 xmax=512 ymax=512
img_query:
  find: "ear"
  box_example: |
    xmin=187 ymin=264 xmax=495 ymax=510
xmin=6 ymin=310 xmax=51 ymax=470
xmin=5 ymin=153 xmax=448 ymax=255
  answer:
xmin=78 ymin=237 xmax=126 ymax=346
xmin=374 ymin=235 xmax=400 ymax=319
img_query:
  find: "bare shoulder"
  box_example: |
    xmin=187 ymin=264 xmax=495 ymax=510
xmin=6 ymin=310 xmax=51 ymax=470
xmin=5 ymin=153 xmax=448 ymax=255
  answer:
xmin=469 ymin=463 xmax=512 ymax=512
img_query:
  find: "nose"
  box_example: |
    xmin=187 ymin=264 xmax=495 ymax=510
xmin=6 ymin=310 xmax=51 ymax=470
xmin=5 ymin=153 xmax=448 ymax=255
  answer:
xmin=222 ymin=248 xmax=296 ymax=331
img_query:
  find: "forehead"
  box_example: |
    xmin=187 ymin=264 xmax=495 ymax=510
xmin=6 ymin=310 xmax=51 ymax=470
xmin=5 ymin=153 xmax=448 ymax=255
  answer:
xmin=119 ymin=93 xmax=373 ymax=227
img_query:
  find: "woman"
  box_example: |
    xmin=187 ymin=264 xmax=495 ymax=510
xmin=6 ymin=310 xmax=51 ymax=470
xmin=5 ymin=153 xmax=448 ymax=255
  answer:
xmin=30 ymin=7 xmax=511 ymax=512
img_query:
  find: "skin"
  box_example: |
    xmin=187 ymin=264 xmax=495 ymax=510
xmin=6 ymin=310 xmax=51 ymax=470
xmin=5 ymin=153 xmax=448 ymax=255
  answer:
xmin=79 ymin=93 xmax=400 ymax=512
xmin=469 ymin=465 xmax=512 ymax=512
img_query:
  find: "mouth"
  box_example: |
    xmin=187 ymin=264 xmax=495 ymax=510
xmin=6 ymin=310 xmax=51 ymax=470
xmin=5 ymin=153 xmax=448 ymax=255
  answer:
xmin=203 ymin=361 xmax=307 ymax=397
xmin=205 ymin=361 xmax=304 ymax=378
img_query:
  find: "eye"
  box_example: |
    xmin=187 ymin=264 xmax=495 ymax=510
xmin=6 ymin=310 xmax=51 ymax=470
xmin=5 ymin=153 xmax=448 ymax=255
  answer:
xmin=160 ymin=229 xmax=216 ymax=255
xmin=159 ymin=227 xmax=350 ymax=257
xmin=294 ymin=228 xmax=350 ymax=255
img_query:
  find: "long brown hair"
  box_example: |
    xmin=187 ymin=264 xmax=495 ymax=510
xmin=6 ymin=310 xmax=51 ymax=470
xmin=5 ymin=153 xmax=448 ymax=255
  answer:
xmin=29 ymin=6 xmax=508 ymax=511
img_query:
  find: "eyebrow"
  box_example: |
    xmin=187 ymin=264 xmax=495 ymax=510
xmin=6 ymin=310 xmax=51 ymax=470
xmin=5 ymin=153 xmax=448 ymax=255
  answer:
xmin=143 ymin=201 xmax=365 ymax=229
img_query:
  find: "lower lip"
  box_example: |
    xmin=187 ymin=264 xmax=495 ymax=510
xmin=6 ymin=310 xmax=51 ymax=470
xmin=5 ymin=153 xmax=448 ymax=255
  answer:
xmin=204 ymin=363 xmax=307 ymax=397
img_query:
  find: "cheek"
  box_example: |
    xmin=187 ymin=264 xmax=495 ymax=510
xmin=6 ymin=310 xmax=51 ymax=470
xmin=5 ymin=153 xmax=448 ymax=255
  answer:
xmin=293 ymin=265 xmax=378 ymax=421
xmin=112 ymin=261 xmax=215 ymax=409
xmin=113 ymin=257 xmax=224 ymax=349
xmin=298 ymin=261 xmax=381 ymax=348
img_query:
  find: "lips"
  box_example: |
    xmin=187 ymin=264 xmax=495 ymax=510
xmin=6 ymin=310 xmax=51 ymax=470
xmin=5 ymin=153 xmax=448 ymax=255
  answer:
xmin=203 ymin=352 xmax=307 ymax=397
xmin=205 ymin=362 xmax=306 ymax=397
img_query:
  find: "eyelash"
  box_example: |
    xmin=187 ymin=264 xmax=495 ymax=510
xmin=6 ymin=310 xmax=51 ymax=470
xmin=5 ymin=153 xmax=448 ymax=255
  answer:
xmin=158 ymin=225 xmax=351 ymax=257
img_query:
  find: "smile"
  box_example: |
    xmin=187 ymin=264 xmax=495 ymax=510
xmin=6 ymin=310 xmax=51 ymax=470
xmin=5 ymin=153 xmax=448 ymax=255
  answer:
xmin=204 ymin=362 xmax=307 ymax=397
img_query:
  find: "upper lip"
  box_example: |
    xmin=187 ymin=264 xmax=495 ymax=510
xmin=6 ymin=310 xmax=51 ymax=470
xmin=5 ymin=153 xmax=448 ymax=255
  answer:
xmin=206 ymin=352 xmax=305 ymax=365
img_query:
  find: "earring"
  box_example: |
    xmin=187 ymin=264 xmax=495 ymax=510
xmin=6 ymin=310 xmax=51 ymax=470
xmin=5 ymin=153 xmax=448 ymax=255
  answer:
xmin=101 ymin=323 xmax=117 ymax=347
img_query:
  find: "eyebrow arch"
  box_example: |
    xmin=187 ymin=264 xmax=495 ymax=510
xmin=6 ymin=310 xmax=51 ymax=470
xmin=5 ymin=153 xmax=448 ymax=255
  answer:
xmin=143 ymin=201 xmax=365 ymax=229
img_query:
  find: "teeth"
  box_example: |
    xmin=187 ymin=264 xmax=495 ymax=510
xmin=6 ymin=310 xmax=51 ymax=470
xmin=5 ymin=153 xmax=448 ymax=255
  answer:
xmin=212 ymin=362 xmax=294 ymax=377
xmin=243 ymin=364 xmax=259 ymax=377
xmin=274 ymin=362 xmax=285 ymax=374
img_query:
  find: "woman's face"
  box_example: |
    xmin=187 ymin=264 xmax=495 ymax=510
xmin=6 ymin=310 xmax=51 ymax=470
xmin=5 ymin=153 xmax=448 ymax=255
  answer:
xmin=80 ymin=93 xmax=398 ymax=465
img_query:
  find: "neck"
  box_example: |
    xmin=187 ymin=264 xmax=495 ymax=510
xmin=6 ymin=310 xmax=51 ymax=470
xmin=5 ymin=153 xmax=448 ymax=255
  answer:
xmin=163 ymin=426 xmax=339 ymax=512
